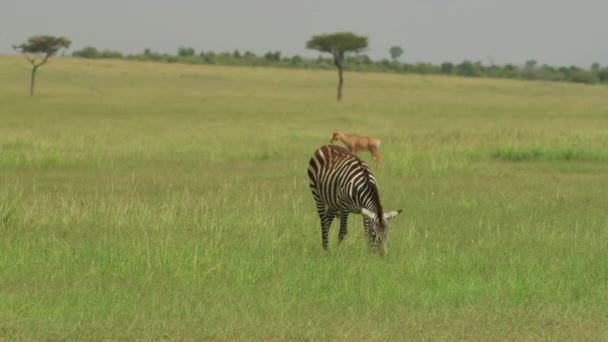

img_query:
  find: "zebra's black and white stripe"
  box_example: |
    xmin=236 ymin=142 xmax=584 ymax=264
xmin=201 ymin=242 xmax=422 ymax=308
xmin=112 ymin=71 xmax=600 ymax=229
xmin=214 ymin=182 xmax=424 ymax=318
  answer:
xmin=308 ymin=145 xmax=402 ymax=253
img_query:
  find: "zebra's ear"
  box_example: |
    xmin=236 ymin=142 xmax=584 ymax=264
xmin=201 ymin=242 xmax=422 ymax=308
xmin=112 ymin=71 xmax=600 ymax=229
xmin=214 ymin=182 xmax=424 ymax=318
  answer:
xmin=361 ymin=208 xmax=376 ymax=220
xmin=384 ymin=209 xmax=403 ymax=221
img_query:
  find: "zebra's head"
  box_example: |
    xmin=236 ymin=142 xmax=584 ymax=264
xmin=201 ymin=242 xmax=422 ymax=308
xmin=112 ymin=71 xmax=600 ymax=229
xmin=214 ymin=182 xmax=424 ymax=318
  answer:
xmin=361 ymin=208 xmax=403 ymax=255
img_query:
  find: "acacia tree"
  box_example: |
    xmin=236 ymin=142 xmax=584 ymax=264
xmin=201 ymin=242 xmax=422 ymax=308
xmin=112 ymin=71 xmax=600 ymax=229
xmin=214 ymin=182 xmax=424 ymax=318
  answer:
xmin=306 ymin=32 xmax=368 ymax=101
xmin=13 ymin=35 xmax=71 ymax=96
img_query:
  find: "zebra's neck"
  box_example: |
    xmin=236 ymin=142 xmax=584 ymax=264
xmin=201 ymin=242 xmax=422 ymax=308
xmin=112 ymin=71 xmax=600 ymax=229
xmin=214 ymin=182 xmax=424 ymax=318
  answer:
xmin=358 ymin=183 xmax=383 ymax=218
xmin=364 ymin=201 xmax=383 ymax=218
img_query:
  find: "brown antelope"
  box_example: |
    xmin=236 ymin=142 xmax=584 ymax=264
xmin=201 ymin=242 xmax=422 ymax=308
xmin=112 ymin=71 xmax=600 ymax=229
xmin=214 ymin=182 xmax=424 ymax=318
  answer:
xmin=330 ymin=130 xmax=382 ymax=166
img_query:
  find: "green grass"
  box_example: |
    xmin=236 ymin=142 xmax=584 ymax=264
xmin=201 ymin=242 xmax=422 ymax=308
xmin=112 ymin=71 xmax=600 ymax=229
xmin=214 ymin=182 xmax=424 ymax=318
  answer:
xmin=1 ymin=55 xmax=608 ymax=340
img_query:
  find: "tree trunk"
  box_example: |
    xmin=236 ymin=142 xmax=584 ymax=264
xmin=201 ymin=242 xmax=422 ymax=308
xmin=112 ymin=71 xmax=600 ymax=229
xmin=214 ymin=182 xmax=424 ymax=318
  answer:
xmin=30 ymin=65 xmax=38 ymax=96
xmin=334 ymin=57 xmax=343 ymax=101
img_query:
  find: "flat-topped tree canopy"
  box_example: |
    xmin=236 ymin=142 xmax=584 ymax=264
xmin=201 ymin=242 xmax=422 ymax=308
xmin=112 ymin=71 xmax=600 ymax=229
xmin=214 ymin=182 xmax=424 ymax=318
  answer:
xmin=306 ymin=32 xmax=368 ymax=101
xmin=14 ymin=35 xmax=71 ymax=56
xmin=306 ymin=32 xmax=368 ymax=60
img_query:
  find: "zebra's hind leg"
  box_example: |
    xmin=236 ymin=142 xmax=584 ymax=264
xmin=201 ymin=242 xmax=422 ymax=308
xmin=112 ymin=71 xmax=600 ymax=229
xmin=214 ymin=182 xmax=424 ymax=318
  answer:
xmin=338 ymin=211 xmax=349 ymax=243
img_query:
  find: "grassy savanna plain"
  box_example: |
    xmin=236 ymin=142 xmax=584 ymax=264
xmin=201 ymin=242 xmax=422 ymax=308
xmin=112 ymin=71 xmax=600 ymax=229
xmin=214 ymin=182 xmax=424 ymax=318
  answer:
xmin=1 ymin=55 xmax=608 ymax=340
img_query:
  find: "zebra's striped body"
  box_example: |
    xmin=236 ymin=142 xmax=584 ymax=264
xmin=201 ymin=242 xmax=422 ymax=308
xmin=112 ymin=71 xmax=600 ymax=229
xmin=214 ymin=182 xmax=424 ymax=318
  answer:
xmin=308 ymin=145 xmax=401 ymax=252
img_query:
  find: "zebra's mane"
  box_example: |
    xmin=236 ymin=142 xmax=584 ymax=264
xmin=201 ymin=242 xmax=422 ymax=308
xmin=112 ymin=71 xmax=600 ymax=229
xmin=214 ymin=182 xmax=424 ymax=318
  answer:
xmin=362 ymin=161 xmax=383 ymax=218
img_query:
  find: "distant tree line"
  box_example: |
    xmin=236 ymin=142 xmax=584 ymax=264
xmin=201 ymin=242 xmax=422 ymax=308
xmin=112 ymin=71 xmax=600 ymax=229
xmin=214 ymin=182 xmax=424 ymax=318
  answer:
xmin=72 ymin=46 xmax=608 ymax=85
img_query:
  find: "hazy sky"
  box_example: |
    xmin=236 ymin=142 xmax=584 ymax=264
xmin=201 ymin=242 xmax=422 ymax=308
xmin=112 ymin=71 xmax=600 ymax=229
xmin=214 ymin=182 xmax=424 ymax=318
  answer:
xmin=2 ymin=0 xmax=607 ymax=67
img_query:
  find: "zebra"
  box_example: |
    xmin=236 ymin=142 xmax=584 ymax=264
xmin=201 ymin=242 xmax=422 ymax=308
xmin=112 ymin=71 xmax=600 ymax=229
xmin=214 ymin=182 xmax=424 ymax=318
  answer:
xmin=308 ymin=145 xmax=402 ymax=254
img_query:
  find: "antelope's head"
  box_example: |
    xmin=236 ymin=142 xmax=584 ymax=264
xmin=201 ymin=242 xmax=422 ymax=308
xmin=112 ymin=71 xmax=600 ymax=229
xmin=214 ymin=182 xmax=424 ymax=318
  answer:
xmin=330 ymin=130 xmax=343 ymax=143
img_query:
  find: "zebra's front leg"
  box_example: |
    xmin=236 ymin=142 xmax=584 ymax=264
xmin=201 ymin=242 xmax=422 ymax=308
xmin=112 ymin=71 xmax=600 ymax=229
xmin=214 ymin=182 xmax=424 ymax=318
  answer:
xmin=319 ymin=209 xmax=336 ymax=250
xmin=338 ymin=211 xmax=349 ymax=243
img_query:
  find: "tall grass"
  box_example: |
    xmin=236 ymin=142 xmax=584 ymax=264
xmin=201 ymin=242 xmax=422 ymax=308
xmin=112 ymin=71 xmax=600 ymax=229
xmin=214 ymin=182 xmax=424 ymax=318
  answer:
xmin=1 ymin=56 xmax=608 ymax=339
